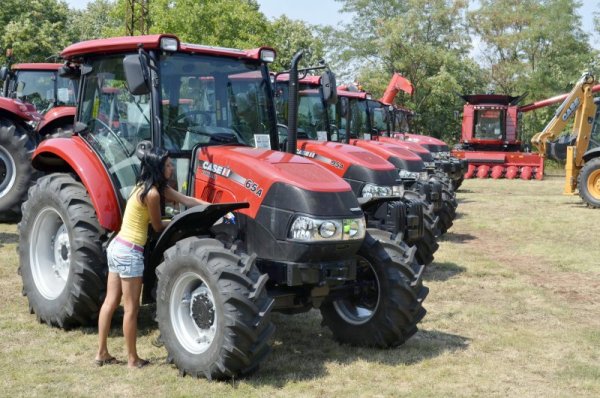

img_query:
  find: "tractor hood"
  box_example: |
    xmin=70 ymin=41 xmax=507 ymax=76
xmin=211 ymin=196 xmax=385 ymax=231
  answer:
xmin=194 ymin=145 xmax=360 ymax=219
xmin=401 ymin=133 xmax=450 ymax=152
xmin=349 ymin=139 xmax=425 ymax=172
xmin=378 ymin=137 xmax=434 ymax=162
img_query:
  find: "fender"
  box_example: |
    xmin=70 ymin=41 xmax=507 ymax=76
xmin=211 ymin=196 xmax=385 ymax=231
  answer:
xmin=36 ymin=106 xmax=76 ymax=135
xmin=582 ymin=147 xmax=600 ymax=162
xmin=32 ymin=136 xmax=121 ymax=231
xmin=0 ymin=97 xmax=42 ymax=122
xmin=147 ymin=202 xmax=249 ymax=271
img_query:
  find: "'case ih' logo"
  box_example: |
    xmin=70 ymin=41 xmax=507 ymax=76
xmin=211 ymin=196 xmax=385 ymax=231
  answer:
xmin=296 ymin=149 xmax=317 ymax=158
xmin=202 ymin=161 xmax=231 ymax=177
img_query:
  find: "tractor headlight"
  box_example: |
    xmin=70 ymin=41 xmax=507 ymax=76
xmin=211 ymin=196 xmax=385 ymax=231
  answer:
xmin=160 ymin=37 xmax=179 ymax=52
xmin=360 ymin=183 xmax=393 ymax=198
xmin=392 ymin=185 xmax=403 ymax=196
xmin=424 ymin=161 xmax=436 ymax=169
xmin=289 ymin=216 xmax=365 ymax=241
xmin=398 ymin=169 xmax=420 ymax=180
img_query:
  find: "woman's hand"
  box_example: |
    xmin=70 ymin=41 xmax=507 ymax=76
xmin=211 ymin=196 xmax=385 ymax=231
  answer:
xmin=164 ymin=186 xmax=209 ymax=208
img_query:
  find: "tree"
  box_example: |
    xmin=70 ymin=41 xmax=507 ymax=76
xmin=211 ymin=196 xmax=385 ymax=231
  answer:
xmin=0 ymin=0 xmax=72 ymax=64
xmin=147 ymin=0 xmax=270 ymax=49
xmin=68 ymin=0 xmax=122 ymax=41
xmin=332 ymin=0 xmax=485 ymax=143
xmin=469 ymin=0 xmax=597 ymax=141
xmin=267 ymin=16 xmax=326 ymax=72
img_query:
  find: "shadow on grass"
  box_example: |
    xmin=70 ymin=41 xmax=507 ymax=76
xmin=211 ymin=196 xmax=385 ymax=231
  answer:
xmin=457 ymin=198 xmax=474 ymax=205
xmin=243 ymin=311 xmax=469 ymax=387
xmin=439 ymin=232 xmax=476 ymax=244
xmin=424 ymin=262 xmax=466 ymax=282
xmin=0 ymin=232 xmax=19 ymax=249
xmin=456 ymin=189 xmax=474 ymax=194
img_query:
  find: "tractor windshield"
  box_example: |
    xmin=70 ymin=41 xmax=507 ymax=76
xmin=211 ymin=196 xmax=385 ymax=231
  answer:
xmin=474 ymin=108 xmax=505 ymax=140
xmin=10 ymin=70 xmax=77 ymax=113
xmin=160 ymin=54 xmax=275 ymax=151
xmin=368 ymin=100 xmax=387 ymax=134
xmin=394 ymin=110 xmax=411 ymax=133
xmin=297 ymin=91 xmax=328 ymax=140
xmin=349 ymin=98 xmax=368 ymax=138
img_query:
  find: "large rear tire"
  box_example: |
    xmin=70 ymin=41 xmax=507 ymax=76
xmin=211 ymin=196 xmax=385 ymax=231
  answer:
xmin=0 ymin=118 xmax=37 ymax=221
xmin=18 ymin=173 xmax=107 ymax=328
xmin=320 ymin=232 xmax=427 ymax=347
xmin=578 ymin=158 xmax=600 ymax=208
xmin=156 ymin=237 xmax=275 ymax=379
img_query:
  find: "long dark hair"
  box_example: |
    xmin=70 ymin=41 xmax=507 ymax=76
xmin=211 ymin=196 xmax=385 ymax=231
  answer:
xmin=137 ymin=147 xmax=169 ymax=202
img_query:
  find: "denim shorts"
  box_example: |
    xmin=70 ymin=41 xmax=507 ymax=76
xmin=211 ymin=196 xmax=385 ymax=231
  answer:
xmin=107 ymin=238 xmax=145 ymax=278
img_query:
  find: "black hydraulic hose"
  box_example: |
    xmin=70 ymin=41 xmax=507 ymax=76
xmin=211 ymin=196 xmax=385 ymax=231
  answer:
xmin=287 ymin=50 xmax=304 ymax=154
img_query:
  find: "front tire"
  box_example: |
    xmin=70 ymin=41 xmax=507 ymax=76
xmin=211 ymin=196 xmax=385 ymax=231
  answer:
xmin=18 ymin=173 xmax=107 ymax=328
xmin=578 ymin=158 xmax=600 ymax=208
xmin=156 ymin=237 xmax=275 ymax=379
xmin=320 ymin=232 xmax=427 ymax=347
xmin=0 ymin=118 xmax=37 ymax=221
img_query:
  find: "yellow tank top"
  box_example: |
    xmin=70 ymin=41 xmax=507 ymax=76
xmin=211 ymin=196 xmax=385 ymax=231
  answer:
xmin=118 ymin=186 xmax=151 ymax=246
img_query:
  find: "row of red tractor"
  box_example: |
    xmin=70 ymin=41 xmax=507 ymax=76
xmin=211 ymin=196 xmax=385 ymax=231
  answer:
xmin=0 ymin=33 xmax=581 ymax=379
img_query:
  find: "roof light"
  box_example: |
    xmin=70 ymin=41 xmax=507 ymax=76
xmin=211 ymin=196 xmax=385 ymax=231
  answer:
xmin=160 ymin=37 xmax=179 ymax=52
xmin=260 ymin=49 xmax=275 ymax=63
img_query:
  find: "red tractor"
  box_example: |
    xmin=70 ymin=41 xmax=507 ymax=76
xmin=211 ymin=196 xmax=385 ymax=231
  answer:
xmin=379 ymin=73 xmax=467 ymax=190
xmin=18 ymin=35 xmax=427 ymax=379
xmin=335 ymin=88 xmax=457 ymax=234
xmin=274 ymin=71 xmax=439 ymax=266
xmin=0 ymin=61 xmax=77 ymax=219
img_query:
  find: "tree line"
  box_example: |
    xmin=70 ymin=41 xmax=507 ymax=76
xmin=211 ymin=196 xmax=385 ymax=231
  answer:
xmin=1 ymin=0 xmax=598 ymax=144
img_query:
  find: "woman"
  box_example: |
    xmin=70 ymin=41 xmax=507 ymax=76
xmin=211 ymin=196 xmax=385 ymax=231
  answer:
xmin=95 ymin=147 xmax=206 ymax=369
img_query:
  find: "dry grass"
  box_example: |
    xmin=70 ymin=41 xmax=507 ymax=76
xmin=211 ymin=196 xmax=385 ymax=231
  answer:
xmin=1 ymin=175 xmax=599 ymax=397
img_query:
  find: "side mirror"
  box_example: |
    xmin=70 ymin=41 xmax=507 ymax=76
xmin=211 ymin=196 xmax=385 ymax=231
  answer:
xmin=123 ymin=54 xmax=150 ymax=95
xmin=58 ymin=65 xmax=81 ymax=80
xmin=321 ymin=70 xmax=337 ymax=105
xmin=0 ymin=66 xmax=8 ymax=81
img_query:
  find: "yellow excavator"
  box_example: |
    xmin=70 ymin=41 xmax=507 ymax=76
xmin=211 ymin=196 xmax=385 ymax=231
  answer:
xmin=531 ymin=72 xmax=600 ymax=208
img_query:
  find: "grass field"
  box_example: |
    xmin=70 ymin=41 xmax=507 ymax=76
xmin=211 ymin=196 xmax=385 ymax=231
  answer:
xmin=1 ymin=175 xmax=599 ymax=397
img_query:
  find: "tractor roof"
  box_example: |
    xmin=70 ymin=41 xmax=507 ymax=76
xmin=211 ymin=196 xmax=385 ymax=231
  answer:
xmin=12 ymin=63 xmax=62 ymax=71
xmin=460 ymin=94 xmax=525 ymax=106
xmin=60 ymin=34 xmax=274 ymax=62
xmin=275 ymin=74 xmax=322 ymax=86
xmin=337 ymin=89 xmax=369 ymax=100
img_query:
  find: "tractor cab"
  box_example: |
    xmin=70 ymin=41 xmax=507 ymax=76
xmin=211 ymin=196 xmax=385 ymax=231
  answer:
xmin=2 ymin=63 xmax=77 ymax=114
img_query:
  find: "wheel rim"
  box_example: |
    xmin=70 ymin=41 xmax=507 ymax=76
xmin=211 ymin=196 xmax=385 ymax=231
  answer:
xmin=170 ymin=271 xmax=218 ymax=355
xmin=586 ymin=168 xmax=600 ymax=199
xmin=333 ymin=255 xmax=380 ymax=325
xmin=0 ymin=145 xmax=16 ymax=197
xmin=29 ymin=207 xmax=70 ymax=300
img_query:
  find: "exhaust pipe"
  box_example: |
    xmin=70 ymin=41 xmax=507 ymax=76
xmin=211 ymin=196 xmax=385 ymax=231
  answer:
xmin=287 ymin=50 xmax=304 ymax=154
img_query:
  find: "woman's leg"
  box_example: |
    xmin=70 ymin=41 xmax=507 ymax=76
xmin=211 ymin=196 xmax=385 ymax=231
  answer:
xmin=122 ymin=276 xmax=144 ymax=367
xmin=96 ymin=272 xmax=122 ymax=361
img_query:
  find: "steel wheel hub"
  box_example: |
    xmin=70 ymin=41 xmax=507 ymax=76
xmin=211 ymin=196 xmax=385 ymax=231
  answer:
xmin=333 ymin=256 xmax=380 ymax=325
xmin=0 ymin=145 xmax=16 ymax=197
xmin=30 ymin=207 xmax=70 ymax=300
xmin=588 ymin=169 xmax=600 ymax=199
xmin=170 ymin=272 xmax=218 ymax=355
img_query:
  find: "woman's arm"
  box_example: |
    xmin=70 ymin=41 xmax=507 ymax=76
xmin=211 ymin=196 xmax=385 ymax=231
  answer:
xmin=164 ymin=186 xmax=209 ymax=208
xmin=145 ymin=188 xmax=169 ymax=232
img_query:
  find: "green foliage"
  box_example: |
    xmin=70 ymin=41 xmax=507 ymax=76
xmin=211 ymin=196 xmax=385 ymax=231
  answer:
xmin=333 ymin=0 xmax=486 ymax=143
xmin=469 ymin=0 xmax=597 ymax=142
xmin=68 ymin=0 xmax=122 ymax=40
xmin=267 ymin=16 xmax=326 ymax=72
xmin=147 ymin=0 xmax=270 ymax=49
xmin=0 ymin=0 xmax=73 ymax=64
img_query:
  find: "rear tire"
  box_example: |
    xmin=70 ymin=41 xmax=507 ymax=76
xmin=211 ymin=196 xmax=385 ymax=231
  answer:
xmin=320 ymin=232 xmax=427 ymax=347
xmin=0 ymin=118 xmax=37 ymax=221
xmin=156 ymin=237 xmax=275 ymax=379
xmin=18 ymin=173 xmax=107 ymax=328
xmin=578 ymin=158 xmax=600 ymax=208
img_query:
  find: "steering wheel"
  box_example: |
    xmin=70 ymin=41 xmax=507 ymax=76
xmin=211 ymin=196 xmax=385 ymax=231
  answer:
xmin=95 ymin=118 xmax=133 ymax=157
xmin=167 ymin=110 xmax=213 ymax=127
